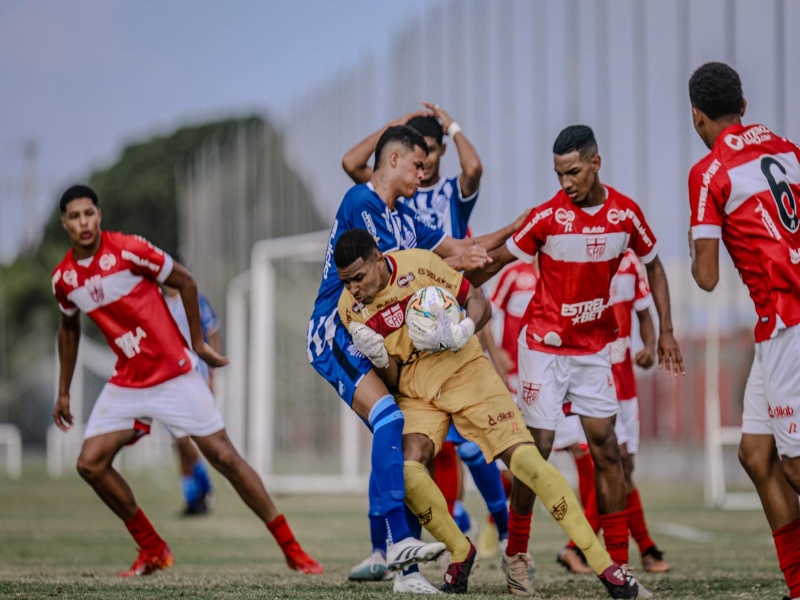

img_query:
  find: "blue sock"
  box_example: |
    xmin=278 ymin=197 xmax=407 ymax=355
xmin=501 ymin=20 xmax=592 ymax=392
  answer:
xmin=369 ymin=395 xmax=409 ymax=544
xmin=457 ymin=441 xmax=509 ymax=538
xmin=368 ymin=471 xmax=387 ymax=557
xmin=401 ymin=505 xmax=422 ymax=575
xmin=181 ymin=474 xmax=200 ymax=505
xmin=453 ymin=500 xmax=472 ymax=533
xmin=191 ymin=459 xmax=212 ymax=496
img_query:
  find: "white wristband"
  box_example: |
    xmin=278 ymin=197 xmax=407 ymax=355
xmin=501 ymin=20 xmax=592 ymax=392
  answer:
xmin=447 ymin=122 xmax=462 ymax=137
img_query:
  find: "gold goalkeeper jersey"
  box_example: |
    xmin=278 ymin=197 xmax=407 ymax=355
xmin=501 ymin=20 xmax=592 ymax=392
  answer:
xmin=338 ymin=249 xmax=482 ymax=400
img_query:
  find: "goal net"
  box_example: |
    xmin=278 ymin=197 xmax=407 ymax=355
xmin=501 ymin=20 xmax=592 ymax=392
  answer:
xmin=224 ymin=231 xmax=372 ymax=494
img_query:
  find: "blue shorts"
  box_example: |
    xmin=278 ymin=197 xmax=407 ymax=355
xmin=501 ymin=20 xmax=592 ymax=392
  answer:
xmin=309 ymin=321 xmax=373 ymax=406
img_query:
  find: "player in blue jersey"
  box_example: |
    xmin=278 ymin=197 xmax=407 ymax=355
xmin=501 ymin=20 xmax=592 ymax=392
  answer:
xmin=343 ymin=106 xmax=512 ymax=579
xmin=163 ymin=274 xmax=220 ymax=516
xmin=311 ymin=124 xmax=520 ymax=593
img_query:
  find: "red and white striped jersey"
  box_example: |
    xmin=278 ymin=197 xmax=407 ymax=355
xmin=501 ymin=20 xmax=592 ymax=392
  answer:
xmin=52 ymin=231 xmax=192 ymax=388
xmin=507 ymin=186 xmax=658 ymax=355
xmin=490 ymin=261 xmax=538 ymax=375
xmin=689 ymin=123 xmax=800 ymax=343
xmin=608 ymin=249 xmax=653 ymax=401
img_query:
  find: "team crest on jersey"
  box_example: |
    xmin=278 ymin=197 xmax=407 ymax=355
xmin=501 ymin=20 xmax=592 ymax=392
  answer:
xmin=555 ymin=208 xmax=575 ymax=232
xmin=521 ymin=381 xmax=541 ymax=406
xmin=397 ymin=272 xmax=415 ymax=287
xmin=352 ymin=301 xmax=364 ymax=314
xmin=62 ymin=269 xmax=78 ymax=289
xmin=85 ymin=275 xmax=105 ymax=303
xmin=380 ymin=304 xmax=405 ymax=328
xmin=586 ymin=236 xmax=606 ymax=259
xmin=99 ymin=253 xmax=117 ymax=271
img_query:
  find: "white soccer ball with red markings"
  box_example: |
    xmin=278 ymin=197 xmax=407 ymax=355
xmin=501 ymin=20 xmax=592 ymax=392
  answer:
xmin=405 ymin=286 xmax=462 ymax=352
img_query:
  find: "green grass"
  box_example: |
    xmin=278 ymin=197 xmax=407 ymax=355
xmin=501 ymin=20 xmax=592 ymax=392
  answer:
xmin=0 ymin=457 xmax=786 ymax=599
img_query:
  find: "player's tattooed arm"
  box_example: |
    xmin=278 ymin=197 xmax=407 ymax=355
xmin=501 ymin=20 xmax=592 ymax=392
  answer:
xmin=54 ymin=312 xmax=80 ymax=431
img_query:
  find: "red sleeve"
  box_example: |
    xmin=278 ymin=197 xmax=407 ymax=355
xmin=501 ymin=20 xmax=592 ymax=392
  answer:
xmin=624 ymin=200 xmax=659 ymax=264
xmin=688 ymin=156 xmax=727 ymax=239
xmin=117 ymin=233 xmax=174 ymax=282
xmin=51 ymin=268 xmax=78 ymax=316
xmin=456 ymin=276 xmax=470 ymax=305
xmin=507 ymin=206 xmax=549 ymax=262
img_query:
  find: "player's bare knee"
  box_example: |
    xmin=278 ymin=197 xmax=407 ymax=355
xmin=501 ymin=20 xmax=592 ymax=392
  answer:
xmin=737 ymin=440 xmax=771 ymax=480
xmin=402 ymin=433 xmax=435 ymax=467
xmin=76 ymin=456 xmax=104 ymax=482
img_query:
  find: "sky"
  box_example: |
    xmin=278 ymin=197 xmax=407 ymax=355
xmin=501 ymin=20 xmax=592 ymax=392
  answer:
xmin=0 ymin=0 xmax=440 ymax=262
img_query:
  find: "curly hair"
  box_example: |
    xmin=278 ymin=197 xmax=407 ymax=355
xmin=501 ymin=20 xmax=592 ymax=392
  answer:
xmin=688 ymin=62 xmax=744 ymax=120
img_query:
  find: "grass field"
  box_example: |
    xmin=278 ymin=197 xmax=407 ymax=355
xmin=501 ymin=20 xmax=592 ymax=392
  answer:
xmin=0 ymin=455 xmax=787 ymax=599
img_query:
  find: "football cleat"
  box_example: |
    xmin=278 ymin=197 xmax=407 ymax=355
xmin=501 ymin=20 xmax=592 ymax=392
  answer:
xmin=501 ymin=552 xmax=535 ymax=596
xmin=393 ymin=571 xmax=441 ymax=594
xmin=599 ymin=563 xmax=639 ymax=599
xmin=440 ymin=541 xmax=477 ymax=594
xmin=641 ymin=545 xmax=671 ymax=573
xmin=180 ymin=491 xmax=214 ymax=517
xmin=387 ymin=537 xmax=447 ymax=571
xmin=283 ymin=541 xmax=324 ymax=574
xmin=117 ymin=544 xmax=174 ymax=577
xmin=557 ymin=545 xmax=593 ymax=574
xmin=348 ymin=550 xmax=392 ymax=582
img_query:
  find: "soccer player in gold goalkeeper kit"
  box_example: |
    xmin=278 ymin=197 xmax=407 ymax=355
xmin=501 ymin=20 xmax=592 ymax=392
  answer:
xmin=335 ymin=227 xmax=641 ymax=598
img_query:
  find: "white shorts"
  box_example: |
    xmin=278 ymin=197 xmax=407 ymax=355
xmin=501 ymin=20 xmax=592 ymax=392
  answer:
xmin=553 ymin=414 xmax=586 ymax=450
xmin=84 ymin=369 xmax=225 ymax=441
xmin=742 ymin=325 xmax=800 ymax=457
xmin=516 ymin=328 xmax=619 ymax=430
xmin=615 ymin=398 xmax=639 ymax=454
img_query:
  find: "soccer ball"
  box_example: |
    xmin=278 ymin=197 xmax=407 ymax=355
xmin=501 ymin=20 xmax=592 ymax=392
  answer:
xmin=405 ymin=286 xmax=462 ymax=350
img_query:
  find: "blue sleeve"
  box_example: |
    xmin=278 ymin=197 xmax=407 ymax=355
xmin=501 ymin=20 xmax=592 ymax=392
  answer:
xmin=198 ymin=294 xmax=220 ymax=337
xmin=453 ymin=177 xmax=478 ymax=238
xmin=413 ymin=213 xmax=447 ymax=251
xmin=340 ymin=185 xmax=402 ymax=252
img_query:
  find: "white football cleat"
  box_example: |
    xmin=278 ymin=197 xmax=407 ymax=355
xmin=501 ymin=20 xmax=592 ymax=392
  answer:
xmin=387 ymin=537 xmax=447 ymax=571
xmin=393 ymin=571 xmax=441 ymax=594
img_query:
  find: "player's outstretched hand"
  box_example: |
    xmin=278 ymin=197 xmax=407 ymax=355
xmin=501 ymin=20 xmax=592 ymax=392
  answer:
xmin=634 ymin=346 xmax=656 ymax=369
xmin=195 ymin=342 xmax=230 ymax=369
xmin=657 ymin=332 xmax=684 ymax=375
xmin=53 ymin=394 xmax=74 ymax=432
xmin=348 ymin=323 xmax=390 ymax=369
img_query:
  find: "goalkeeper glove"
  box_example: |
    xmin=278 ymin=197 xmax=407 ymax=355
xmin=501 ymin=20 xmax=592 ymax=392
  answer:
xmin=347 ymin=322 xmax=390 ymax=369
xmin=434 ymin=307 xmax=476 ymax=351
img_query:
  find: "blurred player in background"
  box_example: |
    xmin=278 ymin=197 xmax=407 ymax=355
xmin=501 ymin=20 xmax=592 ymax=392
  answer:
xmin=687 ymin=61 xmax=800 ymax=600
xmin=470 ymin=125 xmax=683 ymax=596
xmin=335 ymin=228 xmax=643 ymax=598
xmin=163 ymin=259 xmax=220 ymax=516
xmin=342 ymin=105 xmax=510 ymax=577
xmin=52 ymin=185 xmax=322 ymax=577
xmin=310 ymin=125 xmax=520 ymax=592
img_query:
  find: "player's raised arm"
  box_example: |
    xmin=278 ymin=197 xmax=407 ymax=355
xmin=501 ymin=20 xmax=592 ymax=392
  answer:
xmin=164 ymin=262 xmax=229 ymax=369
xmin=54 ymin=311 xmax=80 ymax=431
xmin=644 ymin=256 xmax=684 ymax=374
xmin=422 ymin=102 xmax=482 ymax=198
xmin=342 ymin=109 xmax=434 ymax=184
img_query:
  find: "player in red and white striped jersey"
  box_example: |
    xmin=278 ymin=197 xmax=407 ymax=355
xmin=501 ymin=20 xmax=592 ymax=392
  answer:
xmin=52 ymin=185 xmax=321 ymax=578
xmin=473 ymin=125 xmax=683 ymax=594
xmin=688 ymin=62 xmax=800 ymax=600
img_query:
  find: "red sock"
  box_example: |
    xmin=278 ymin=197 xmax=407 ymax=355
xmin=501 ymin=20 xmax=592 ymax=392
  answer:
xmin=267 ymin=514 xmax=297 ymax=550
xmin=584 ymin=488 xmax=601 ymax=533
xmin=124 ymin=508 xmax=166 ymax=552
xmin=599 ymin=509 xmax=629 ymax=565
xmin=626 ymin=489 xmax=655 ymax=553
xmin=573 ymin=448 xmax=596 ymax=508
xmin=433 ymin=442 xmax=460 ymax=517
xmin=773 ymin=518 xmax=800 ymax=598
xmin=506 ymin=508 xmax=532 ymax=556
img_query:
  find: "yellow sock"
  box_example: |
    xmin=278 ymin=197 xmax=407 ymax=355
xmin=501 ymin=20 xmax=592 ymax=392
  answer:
xmin=404 ymin=460 xmax=471 ymax=562
xmin=509 ymin=444 xmax=612 ymax=575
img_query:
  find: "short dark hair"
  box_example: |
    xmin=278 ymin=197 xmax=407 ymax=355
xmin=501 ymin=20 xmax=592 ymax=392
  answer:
xmin=59 ymin=184 xmax=99 ymax=214
xmin=407 ymin=116 xmax=444 ymax=146
xmin=374 ymin=125 xmax=429 ymax=169
xmin=688 ymin=62 xmax=744 ymax=120
xmin=552 ymin=125 xmax=598 ymax=159
xmin=334 ymin=228 xmax=379 ymax=269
